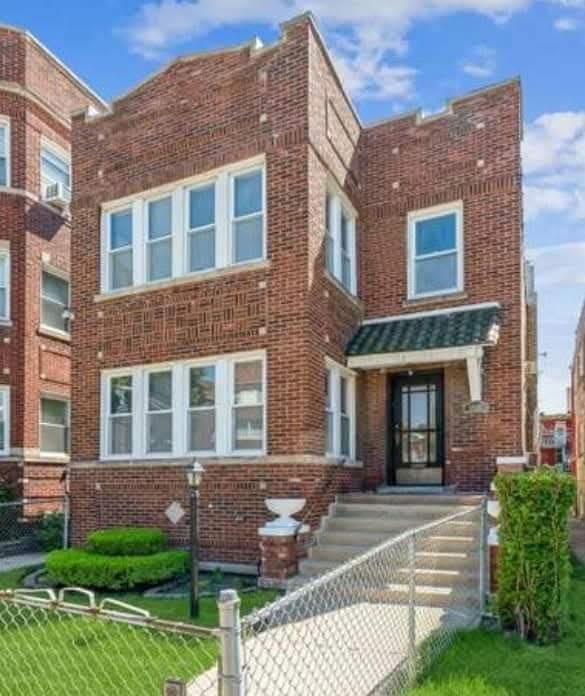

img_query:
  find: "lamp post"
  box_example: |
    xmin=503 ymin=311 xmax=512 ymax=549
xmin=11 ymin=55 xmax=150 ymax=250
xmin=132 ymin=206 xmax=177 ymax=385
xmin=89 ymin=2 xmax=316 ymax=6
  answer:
xmin=186 ymin=459 xmax=205 ymax=619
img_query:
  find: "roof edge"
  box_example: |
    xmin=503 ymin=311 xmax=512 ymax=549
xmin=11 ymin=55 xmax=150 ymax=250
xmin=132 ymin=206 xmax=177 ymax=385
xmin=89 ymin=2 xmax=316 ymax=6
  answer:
xmin=361 ymin=302 xmax=501 ymax=327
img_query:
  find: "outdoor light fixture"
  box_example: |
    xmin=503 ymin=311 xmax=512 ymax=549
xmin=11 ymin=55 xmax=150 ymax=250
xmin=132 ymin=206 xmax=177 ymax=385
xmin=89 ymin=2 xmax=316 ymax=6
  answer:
xmin=185 ymin=459 xmax=205 ymax=619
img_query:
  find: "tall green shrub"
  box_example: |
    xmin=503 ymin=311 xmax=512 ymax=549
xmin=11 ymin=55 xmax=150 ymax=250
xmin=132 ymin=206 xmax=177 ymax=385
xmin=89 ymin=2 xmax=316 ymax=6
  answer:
xmin=495 ymin=467 xmax=575 ymax=643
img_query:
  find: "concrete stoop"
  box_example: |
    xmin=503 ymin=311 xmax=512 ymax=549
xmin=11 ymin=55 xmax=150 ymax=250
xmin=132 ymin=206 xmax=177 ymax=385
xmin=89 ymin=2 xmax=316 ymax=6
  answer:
xmin=295 ymin=490 xmax=483 ymax=609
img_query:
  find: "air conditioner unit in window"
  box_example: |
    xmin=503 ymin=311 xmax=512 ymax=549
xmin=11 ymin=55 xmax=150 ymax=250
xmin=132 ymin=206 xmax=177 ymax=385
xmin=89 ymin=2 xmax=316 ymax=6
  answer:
xmin=44 ymin=182 xmax=71 ymax=210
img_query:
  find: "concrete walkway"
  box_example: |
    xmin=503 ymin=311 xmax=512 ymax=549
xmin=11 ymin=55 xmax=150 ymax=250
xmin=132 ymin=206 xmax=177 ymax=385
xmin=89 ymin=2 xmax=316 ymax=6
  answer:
xmin=570 ymin=519 xmax=585 ymax=564
xmin=0 ymin=552 xmax=45 ymax=573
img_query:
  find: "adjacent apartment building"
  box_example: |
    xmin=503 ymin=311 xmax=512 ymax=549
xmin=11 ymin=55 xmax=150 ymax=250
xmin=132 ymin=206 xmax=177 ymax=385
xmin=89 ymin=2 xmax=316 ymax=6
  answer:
xmin=68 ymin=14 xmax=535 ymax=566
xmin=0 ymin=26 xmax=105 ymax=500
xmin=572 ymin=303 xmax=585 ymax=516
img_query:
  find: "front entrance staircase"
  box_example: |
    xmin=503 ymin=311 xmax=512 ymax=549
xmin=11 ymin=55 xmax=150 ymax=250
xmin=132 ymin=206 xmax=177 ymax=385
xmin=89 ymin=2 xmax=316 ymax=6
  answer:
xmin=296 ymin=490 xmax=484 ymax=606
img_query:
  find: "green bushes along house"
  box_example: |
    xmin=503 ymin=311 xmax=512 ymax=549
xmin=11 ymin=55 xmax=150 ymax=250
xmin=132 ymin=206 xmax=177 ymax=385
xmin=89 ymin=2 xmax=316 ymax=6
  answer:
xmin=46 ymin=526 xmax=188 ymax=591
xmin=495 ymin=467 xmax=575 ymax=643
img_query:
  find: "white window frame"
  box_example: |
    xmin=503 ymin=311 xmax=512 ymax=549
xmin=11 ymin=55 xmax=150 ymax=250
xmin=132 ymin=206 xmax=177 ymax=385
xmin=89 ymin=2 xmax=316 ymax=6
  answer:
xmin=101 ymin=156 xmax=266 ymax=294
xmin=100 ymin=350 xmax=266 ymax=460
xmin=229 ymin=165 xmax=266 ymax=266
xmin=325 ymin=186 xmax=357 ymax=296
xmin=325 ymin=358 xmax=356 ymax=459
xmin=0 ymin=117 xmax=10 ymax=188
xmin=185 ymin=178 xmax=218 ymax=276
xmin=0 ymin=250 xmax=10 ymax=322
xmin=230 ymin=355 xmax=266 ymax=455
xmin=144 ymin=366 xmax=175 ymax=456
xmin=0 ymin=386 xmax=10 ymax=455
xmin=40 ymin=139 xmax=71 ymax=200
xmin=39 ymin=395 xmax=70 ymax=457
xmin=144 ymin=193 xmax=174 ymax=284
xmin=40 ymin=266 xmax=70 ymax=337
xmin=407 ymin=201 xmax=464 ymax=300
xmin=185 ymin=361 xmax=218 ymax=456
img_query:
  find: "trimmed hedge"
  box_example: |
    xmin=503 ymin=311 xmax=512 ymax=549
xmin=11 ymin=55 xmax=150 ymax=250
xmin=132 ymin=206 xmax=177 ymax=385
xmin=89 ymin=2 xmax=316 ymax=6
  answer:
xmin=36 ymin=512 xmax=64 ymax=552
xmin=495 ymin=467 xmax=575 ymax=643
xmin=46 ymin=549 xmax=188 ymax=591
xmin=86 ymin=527 xmax=167 ymax=557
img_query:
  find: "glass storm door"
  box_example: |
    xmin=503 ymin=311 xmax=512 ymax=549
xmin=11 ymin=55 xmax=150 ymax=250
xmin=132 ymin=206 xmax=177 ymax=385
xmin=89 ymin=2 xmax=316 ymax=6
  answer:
xmin=390 ymin=372 xmax=444 ymax=486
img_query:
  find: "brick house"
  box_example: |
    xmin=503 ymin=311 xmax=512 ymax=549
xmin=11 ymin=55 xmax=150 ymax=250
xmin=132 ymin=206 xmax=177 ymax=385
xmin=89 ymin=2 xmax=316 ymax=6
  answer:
xmin=69 ymin=13 xmax=535 ymax=568
xmin=571 ymin=302 xmax=585 ymax=516
xmin=539 ymin=413 xmax=572 ymax=470
xmin=0 ymin=25 xmax=106 ymax=500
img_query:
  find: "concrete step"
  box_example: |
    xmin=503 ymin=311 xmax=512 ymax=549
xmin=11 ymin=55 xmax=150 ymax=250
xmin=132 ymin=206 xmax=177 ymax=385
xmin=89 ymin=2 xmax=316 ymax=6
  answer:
xmin=395 ymin=567 xmax=478 ymax=588
xmin=338 ymin=493 xmax=483 ymax=507
xmin=308 ymin=543 xmax=369 ymax=563
xmin=298 ymin=558 xmax=339 ymax=577
xmin=368 ymin=583 xmax=479 ymax=609
xmin=317 ymin=529 xmax=400 ymax=547
xmin=324 ymin=516 xmax=423 ymax=534
xmin=415 ymin=551 xmax=477 ymax=571
xmin=333 ymin=503 xmax=471 ymax=518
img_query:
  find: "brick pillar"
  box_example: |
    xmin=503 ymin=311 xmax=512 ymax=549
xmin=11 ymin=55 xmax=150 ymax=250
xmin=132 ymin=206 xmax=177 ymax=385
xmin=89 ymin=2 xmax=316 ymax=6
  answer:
xmin=258 ymin=526 xmax=311 ymax=589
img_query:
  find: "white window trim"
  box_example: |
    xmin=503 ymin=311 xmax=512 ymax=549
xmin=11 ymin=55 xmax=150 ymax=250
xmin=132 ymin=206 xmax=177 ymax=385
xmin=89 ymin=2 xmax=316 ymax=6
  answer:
xmin=0 ymin=116 xmax=10 ymax=188
xmin=0 ymin=386 xmax=10 ymax=456
xmin=40 ymin=138 xmax=71 ymax=199
xmin=101 ymin=155 xmax=266 ymax=294
xmin=144 ymin=192 xmax=174 ymax=284
xmin=100 ymin=350 xmax=266 ymax=461
xmin=407 ymin=200 xmax=464 ymax=300
xmin=0 ymin=250 xmax=10 ymax=322
xmin=229 ymin=164 xmax=267 ymax=266
xmin=325 ymin=184 xmax=357 ymax=296
xmin=40 ymin=266 xmax=70 ymax=337
xmin=39 ymin=395 xmax=70 ymax=458
xmin=325 ymin=358 xmax=356 ymax=460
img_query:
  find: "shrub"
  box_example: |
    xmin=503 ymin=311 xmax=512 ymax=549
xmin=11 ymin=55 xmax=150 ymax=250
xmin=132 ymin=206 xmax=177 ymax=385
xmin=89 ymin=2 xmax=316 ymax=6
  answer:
xmin=36 ymin=512 xmax=64 ymax=552
xmin=0 ymin=478 xmax=15 ymax=503
xmin=495 ymin=467 xmax=575 ymax=643
xmin=86 ymin=527 xmax=167 ymax=556
xmin=45 ymin=549 xmax=188 ymax=591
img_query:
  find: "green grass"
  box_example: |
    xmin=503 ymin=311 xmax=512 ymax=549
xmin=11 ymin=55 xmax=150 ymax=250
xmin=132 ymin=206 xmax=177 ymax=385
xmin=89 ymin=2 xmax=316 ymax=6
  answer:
xmin=410 ymin=562 xmax=585 ymax=696
xmin=0 ymin=564 xmax=279 ymax=695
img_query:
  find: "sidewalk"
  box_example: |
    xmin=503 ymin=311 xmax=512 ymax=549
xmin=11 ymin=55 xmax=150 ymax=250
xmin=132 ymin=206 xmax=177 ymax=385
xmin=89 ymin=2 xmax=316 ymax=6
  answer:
xmin=570 ymin=519 xmax=585 ymax=564
xmin=0 ymin=552 xmax=45 ymax=573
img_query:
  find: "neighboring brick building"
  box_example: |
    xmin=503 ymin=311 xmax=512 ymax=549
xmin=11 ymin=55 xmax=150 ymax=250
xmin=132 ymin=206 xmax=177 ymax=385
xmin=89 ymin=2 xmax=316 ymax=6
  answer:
xmin=69 ymin=13 xmax=535 ymax=567
xmin=572 ymin=302 xmax=585 ymax=516
xmin=0 ymin=25 xmax=106 ymax=500
xmin=539 ymin=413 xmax=572 ymax=470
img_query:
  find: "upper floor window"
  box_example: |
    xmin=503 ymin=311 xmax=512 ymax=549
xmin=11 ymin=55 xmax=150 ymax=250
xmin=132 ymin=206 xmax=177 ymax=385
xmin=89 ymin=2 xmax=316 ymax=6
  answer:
xmin=325 ymin=189 xmax=357 ymax=295
xmin=41 ymin=270 xmax=70 ymax=335
xmin=101 ymin=157 xmax=265 ymax=293
xmin=0 ymin=118 xmax=9 ymax=187
xmin=325 ymin=359 xmax=356 ymax=459
xmin=0 ymin=251 xmax=10 ymax=321
xmin=101 ymin=350 xmax=265 ymax=459
xmin=408 ymin=202 xmax=463 ymax=299
xmin=40 ymin=397 xmax=69 ymax=455
xmin=40 ymin=144 xmax=71 ymax=201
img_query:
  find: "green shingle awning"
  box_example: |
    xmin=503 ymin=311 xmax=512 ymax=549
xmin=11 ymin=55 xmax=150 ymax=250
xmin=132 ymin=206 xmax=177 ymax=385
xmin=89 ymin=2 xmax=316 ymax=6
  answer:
xmin=347 ymin=304 xmax=501 ymax=358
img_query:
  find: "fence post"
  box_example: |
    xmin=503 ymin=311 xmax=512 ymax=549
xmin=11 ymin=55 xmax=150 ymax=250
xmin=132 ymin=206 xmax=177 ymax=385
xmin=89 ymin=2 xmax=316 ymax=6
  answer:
xmin=479 ymin=497 xmax=487 ymax=616
xmin=218 ymin=589 xmax=245 ymax=696
xmin=62 ymin=494 xmax=70 ymax=550
xmin=407 ymin=532 xmax=417 ymax=682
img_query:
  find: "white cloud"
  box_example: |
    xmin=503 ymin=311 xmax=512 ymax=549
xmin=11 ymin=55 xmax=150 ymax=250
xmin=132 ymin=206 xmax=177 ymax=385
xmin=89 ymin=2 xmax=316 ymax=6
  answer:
xmin=460 ymin=45 xmax=496 ymax=77
xmin=527 ymin=242 xmax=585 ymax=288
xmin=554 ymin=16 xmax=580 ymax=29
xmin=119 ymin=0 xmax=532 ymax=102
xmin=523 ymin=112 xmax=585 ymax=220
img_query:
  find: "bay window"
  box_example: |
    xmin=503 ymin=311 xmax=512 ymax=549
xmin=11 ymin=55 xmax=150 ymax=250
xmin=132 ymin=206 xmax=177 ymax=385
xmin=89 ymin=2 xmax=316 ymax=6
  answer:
xmin=324 ymin=189 xmax=357 ymax=295
xmin=101 ymin=351 xmax=265 ymax=459
xmin=408 ymin=202 xmax=463 ymax=299
xmin=325 ymin=360 xmax=356 ymax=459
xmin=102 ymin=156 xmax=265 ymax=293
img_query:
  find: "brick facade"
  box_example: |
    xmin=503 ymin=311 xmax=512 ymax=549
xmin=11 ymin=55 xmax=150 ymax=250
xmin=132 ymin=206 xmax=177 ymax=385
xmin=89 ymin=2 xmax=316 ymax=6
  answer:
xmin=0 ymin=27 xmax=105 ymax=499
xmin=68 ymin=14 xmax=533 ymax=565
xmin=571 ymin=303 xmax=585 ymax=516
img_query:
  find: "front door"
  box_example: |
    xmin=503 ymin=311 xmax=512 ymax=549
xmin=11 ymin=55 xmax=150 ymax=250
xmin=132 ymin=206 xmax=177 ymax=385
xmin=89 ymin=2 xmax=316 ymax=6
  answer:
xmin=389 ymin=372 xmax=444 ymax=486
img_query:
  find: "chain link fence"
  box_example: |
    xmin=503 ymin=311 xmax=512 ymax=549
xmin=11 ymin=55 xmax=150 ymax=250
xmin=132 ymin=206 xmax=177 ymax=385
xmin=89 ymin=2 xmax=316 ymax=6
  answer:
xmin=241 ymin=504 xmax=485 ymax=695
xmin=0 ymin=588 xmax=219 ymax=696
xmin=0 ymin=497 xmax=66 ymax=557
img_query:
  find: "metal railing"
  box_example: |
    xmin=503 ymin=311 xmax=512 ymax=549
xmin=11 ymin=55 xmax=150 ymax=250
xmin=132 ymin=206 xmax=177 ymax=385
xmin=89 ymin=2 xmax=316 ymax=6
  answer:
xmin=0 ymin=496 xmax=66 ymax=557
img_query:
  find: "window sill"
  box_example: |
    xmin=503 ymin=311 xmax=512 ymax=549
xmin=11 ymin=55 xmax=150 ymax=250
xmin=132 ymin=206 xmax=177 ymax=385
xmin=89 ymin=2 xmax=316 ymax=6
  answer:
xmin=39 ymin=326 xmax=71 ymax=343
xmin=0 ymin=319 xmax=12 ymax=328
xmin=403 ymin=290 xmax=468 ymax=309
xmin=95 ymin=259 xmax=271 ymax=303
xmin=71 ymin=454 xmax=364 ymax=469
xmin=323 ymin=271 xmax=362 ymax=309
xmin=37 ymin=453 xmax=70 ymax=463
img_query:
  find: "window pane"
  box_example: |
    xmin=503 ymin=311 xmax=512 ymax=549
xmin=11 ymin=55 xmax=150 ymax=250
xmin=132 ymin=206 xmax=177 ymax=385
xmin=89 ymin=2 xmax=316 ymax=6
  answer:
xmin=410 ymin=391 xmax=428 ymax=429
xmin=234 ymin=216 xmax=262 ymax=263
xmin=0 ymin=158 xmax=6 ymax=187
xmin=340 ymin=376 xmax=347 ymax=414
xmin=340 ymin=415 xmax=350 ymax=456
xmin=234 ymin=361 xmax=262 ymax=405
xmin=110 ymin=210 xmax=132 ymax=249
xmin=41 ymin=148 xmax=70 ymax=188
xmin=41 ymin=399 xmax=67 ymax=426
xmin=148 ymin=371 xmax=172 ymax=411
xmin=0 ymin=420 xmax=5 ymax=451
xmin=189 ymin=185 xmax=215 ymax=228
xmin=415 ymin=252 xmax=457 ymax=295
xmin=148 ymin=413 xmax=172 ymax=453
xmin=341 ymin=212 xmax=349 ymax=252
xmin=189 ymin=227 xmax=215 ymax=272
xmin=0 ymin=127 xmax=6 ymax=157
xmin=190 ymin=366 xmax=215 ymax=407
xmin=0 ymin=288 xmax=6 ymax=319
xmin=147 ymin=237 xmax=172 ymax=281
xmin=111 ymin=376 xmax=132 ymax=415
xmin=325 ymin=234 xmax=334 ymax=274
xmin=111 ymin=249 xmax=133 ymax=289
xmin=42 ymin=272 xmax=68 ymax=304
xmin=415 ymin=213 xmax=456 ymax=256
xmin=325 ymin=370 xmax=331 ymax=409
xmin=234 ymin=171 xmax=262 ymax=217
xmin=148 ymin=197 xmax=172 ymax=240
xmin=342 ymin=255 xmax=351 ymax=290
xmin=189 ymin=410 xmax=215 ymax=451
xmin=410 ymin=432 xmax=428 ymax=463
xmin=325 ymin=412 xmax=333 ymax=453
xmin=0 ymin=255 xmax=7 ymax=286
xmin=41 ymin=424 xmax=68 ymax=453
xmin=233 ymin=406 xmax=263 ymax=450
xmin=110 ymin=416 xmax=132 ymax=455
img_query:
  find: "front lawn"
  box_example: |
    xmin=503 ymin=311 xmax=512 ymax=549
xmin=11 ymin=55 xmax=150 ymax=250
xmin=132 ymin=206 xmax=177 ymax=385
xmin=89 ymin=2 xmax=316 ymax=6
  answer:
xmin=410 ymin=561 xmax=585 ymax=696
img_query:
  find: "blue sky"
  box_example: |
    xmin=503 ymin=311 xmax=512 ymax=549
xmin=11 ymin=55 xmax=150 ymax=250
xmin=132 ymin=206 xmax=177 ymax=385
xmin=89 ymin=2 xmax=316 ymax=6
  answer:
xmin=4 ymin=1 xmax=585 ymax=413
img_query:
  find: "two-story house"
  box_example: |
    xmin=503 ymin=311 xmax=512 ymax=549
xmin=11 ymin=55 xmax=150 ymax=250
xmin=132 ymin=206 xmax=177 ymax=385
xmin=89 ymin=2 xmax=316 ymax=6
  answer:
xmin=68 ymin=13 xmax=534 ymax=568
xmin=0 ymin=25 xmax=105 ymax=501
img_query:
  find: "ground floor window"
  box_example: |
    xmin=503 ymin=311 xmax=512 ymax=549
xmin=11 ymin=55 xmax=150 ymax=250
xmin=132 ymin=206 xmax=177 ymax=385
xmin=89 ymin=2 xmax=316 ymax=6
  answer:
xmin=325 ymin=359 xmax=356 ymax=459
xmin=0 ymin=386 xmax=9 ymax=454
xmin=101 ymin=350 xmax=265 ymax=459
xmin=40 ymin=397 xmax=69 ymax=455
